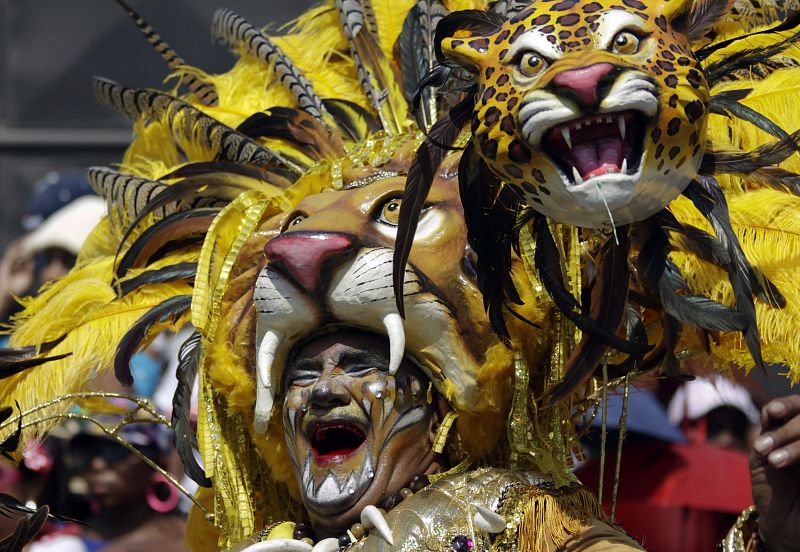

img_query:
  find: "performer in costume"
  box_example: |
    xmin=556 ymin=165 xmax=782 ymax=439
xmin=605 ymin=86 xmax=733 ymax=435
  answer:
xmin=0 ymin=1 xmax=798 ymax=551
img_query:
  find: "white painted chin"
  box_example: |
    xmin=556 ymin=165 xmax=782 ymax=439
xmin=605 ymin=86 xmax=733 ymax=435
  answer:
xmin=524 ymin=166 xmax=693 ymax=229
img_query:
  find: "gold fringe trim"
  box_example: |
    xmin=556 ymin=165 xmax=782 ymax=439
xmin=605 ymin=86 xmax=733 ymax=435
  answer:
xmin=501 ymin=484 xmax=608 ymax=552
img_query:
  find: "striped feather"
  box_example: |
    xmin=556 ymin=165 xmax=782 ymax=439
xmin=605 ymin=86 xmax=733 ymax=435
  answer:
xmin=93 ymin=77 xmax=305 ymax=174
xmin=491 ymin=0 xmax=532 ymax=18
xmin=211 ymin=9 xmax=329 ymax=122
xmin=87 ymin=167 xmax=170 ymax=231
xmin=113 ymin=0 xmax=218 ymax=106
xmin=334 ymin=0 xmax=407 ymax=134
xmin=399 ymin=0 xmax=448 ymax=131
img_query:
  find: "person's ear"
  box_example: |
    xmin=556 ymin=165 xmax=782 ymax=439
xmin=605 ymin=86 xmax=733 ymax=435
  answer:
xmin=427 ymin=395 xmax=452 ymax=446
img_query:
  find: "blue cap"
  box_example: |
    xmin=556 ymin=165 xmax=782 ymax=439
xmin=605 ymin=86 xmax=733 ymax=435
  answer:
xmin=22 ymin=171 xmax=95 ymax=231
xmin=588 ymin=387 xmax=687 ymax=444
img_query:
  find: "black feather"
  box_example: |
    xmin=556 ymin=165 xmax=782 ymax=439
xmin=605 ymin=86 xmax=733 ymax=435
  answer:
xmin=433 ymin=9 xmax=506 ymax=61
xmin=533 ymin=216 xmax=650 ymax=356
xmin=460 ymin=146 xmax=530 ymax=341
xmin=171 ymin=332 xmax=210 ymax=487
xmin=696 ymin=9 xmax=800 ymax=61
xmin=708 ymin=129 xmax=800 ymax=176
xmin=321 ymin=98 xmax=382 ymax=143
xmin=115 ymin=209 xmax=219 ymax=279
xmin=547 ymin=230 xmax=635 ymax=401
xmin=687 ymin=0 xmax=732 ymax=42
xmin=0 ymin=504 xmax=48 ymax=552
xmin=639 ymin=216 xmax=748 ymax=332
xmin=114 ymin=295 xmax=192 ymax=386
xmin=117 ymin=262 xmax=198 ymax=297
xmin=0 ymin=492 xmax=86 ymax=526
xmin=114 ymin=177 xmax=256 ymax=258
xmin=0 ymin=353 xmax=72 ymax=380
xmin=683 ymin=178 xmax=765 ymax=370
xmin=394 ymin=92 xmax=475 ymax=316
xmin=704 ymin=27 xmax=800 ymax=83
xmin=0 ymin=403 xmax=21 ymax=462
xmin=710 ymin=90 xmax=797 ymax=146
xmin=605 ymin=303 xmax=649 ymax=379
xmin=662 ymin=212 xmax=785 ymax=308
xmin=0 ymin=336 xmax=66 ymax=364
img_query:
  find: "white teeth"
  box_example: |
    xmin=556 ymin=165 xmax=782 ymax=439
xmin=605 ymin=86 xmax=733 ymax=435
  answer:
xmin=254 ymin=329 xmax=282 ymax=433
xmin=572 ymin=166 xmax=585 ymax=186
xmin=621 ymin=158 xmax=628 ymax=174
xmin=560 ymin=126 xmax=572 ymax=148
xmin=473 ymin=504 xmax=508 ymax=533
xmin=382 ymin=313 xmax=405 ymax=375
xmin=617 ymin=116 xmax=626 ymax=140
xmin=361 ymin=505 xmax=394 ymax=545
xmin=311 ymin=538 xmax=340 ymax=552
xmin=574 ymin=122 xmax=582 ymax=130
xmin=240 ymin=539 xmax=313 ymax=552
xmin=606 ymin=115 xmax=612 ymax=124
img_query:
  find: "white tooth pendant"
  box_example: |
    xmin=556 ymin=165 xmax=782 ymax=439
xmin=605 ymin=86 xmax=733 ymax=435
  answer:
xmin=240 ymin=539 xmax=313 ymax=552
xmin=473 ymin=504 xmax=507 ymax=534
xmin=382 ymin=312 xmax=405 ymax=375
xmin=311 ymin=538 xmax=340 ymax=552
xmin=361 ymin=505 xmax=395 ymax=545
xmin=572 ymin=166 xmax=585 ymax=186
xmin=617 ymin=116 xmax=626 ymax=140
xmin=254 ymin=329 xmax=282 ymax=433
xmin=560 ymin=126 xmax=572 ymax=149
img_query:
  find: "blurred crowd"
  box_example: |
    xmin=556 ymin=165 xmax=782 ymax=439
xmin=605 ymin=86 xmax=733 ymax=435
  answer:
xmin=0 ymin=172 xmax=795 ymax=551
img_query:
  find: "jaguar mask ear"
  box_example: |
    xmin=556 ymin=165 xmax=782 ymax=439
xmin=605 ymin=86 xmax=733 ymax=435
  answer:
xmin=440 ymin=35 xmax=493 ymax=73
xmin=434 ymin=9 xmax=507 ymax=72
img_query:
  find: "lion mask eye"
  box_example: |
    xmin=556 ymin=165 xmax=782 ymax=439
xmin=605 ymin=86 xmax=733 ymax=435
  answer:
xmin=611 ymin=31 xmax=640 ymax=55
xmin=518 ymin=51 xmax=548 ymax=78
xmin=283 ymin=214 xmax=307 ymax=232
xmin=375 ymin=197 xmax=402 ymax=226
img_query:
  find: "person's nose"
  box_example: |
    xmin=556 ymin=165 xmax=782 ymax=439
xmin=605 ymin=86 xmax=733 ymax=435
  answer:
xmin=309 ymin=377 xmax=350 ymax=409
xmin=89 ymin=455 xmax=108 ymax=472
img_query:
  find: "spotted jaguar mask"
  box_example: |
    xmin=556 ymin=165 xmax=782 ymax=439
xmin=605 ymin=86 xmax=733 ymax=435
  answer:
xmin=441 ymin=0 xmax=709 ymax=228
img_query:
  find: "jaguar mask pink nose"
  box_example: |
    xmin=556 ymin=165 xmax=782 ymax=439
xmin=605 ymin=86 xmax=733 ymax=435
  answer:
xmin=552 ymin=62 xmax=616 ymax=108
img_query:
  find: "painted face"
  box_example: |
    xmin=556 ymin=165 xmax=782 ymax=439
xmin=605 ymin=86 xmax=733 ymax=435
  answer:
xmin=282 ymin=330 xmax=438 ymax=534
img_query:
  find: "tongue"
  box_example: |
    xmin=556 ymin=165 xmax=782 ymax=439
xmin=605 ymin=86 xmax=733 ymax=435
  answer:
xmin=570 ymin=136 xmax=625 ymax=180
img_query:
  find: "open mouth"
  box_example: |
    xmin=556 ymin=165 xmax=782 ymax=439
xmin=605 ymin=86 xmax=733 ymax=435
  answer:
xmin=541 ymin=110 xmax=647 ymax=186
xmin=309 ymin=420 xmax=367 ymax=466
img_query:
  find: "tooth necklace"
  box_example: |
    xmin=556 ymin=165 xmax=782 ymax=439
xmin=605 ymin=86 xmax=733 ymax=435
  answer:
xmin=288 ymin=474 xmax=431 ymax=550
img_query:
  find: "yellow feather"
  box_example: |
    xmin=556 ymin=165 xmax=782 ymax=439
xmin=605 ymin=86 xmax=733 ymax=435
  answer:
xmin=369 ymin=0 xmax=417 ymax=55
xmin=671 ymin=191 xmax=800 ymax=381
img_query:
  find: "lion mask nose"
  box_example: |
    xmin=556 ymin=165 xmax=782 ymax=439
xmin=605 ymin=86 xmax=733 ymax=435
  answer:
xmin=264 ymin=232 xmax=355 ymax=292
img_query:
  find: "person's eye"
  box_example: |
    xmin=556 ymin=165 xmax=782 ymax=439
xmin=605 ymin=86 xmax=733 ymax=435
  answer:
xmin=345 ymin=364 xmax=380 ymax=376
xmin=287 ymin=371 xmax=318 ymax=386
